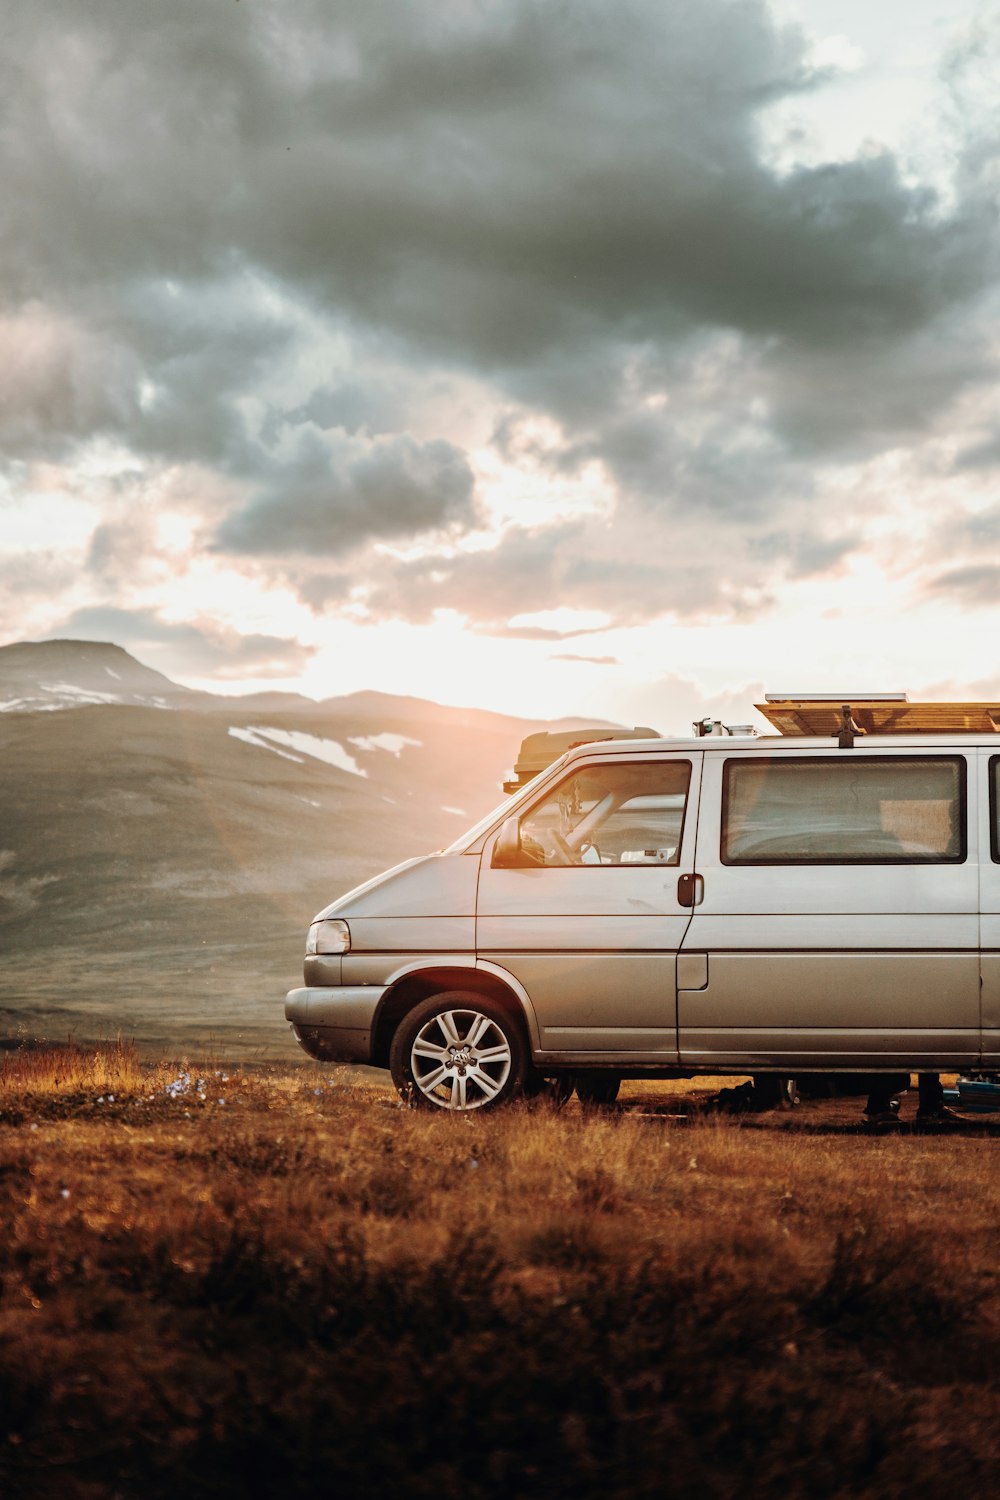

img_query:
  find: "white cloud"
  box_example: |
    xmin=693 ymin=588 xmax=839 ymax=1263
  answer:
xmin=808 ymin=34 xmax=866 ymax=73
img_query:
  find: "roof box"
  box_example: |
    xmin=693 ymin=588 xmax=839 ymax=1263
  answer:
xmin=502 ymin=725 xmax=661 ymax=793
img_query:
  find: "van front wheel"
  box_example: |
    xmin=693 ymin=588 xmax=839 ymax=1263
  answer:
xmin=390 ymin=993 xmax=529 ymax=1111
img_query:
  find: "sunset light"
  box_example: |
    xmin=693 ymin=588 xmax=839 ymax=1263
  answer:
xmin=1 ymin=0 xmax=998 ymax=727
xmin=4 ymin=4 xmax=1000 ymax=1487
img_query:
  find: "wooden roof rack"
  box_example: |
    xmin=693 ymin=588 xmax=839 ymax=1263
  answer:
xmin=756 ymin=697 xmax=1000 ymax=738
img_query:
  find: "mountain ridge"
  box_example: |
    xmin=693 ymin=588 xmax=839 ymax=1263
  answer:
xmin=0 ymin=638 xmax=635 ymax=1059
xmin=0 ymin=638 xmax=601 ymax=732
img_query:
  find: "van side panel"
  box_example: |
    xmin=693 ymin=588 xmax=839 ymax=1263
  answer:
xmin=980 ymin=750 xmax=1000 ymax=1065
xmin=677 ymin=951 xmax=979 ymax=1066
xmin=473 ymin=952 xmax=679 ymax=1054
xmin=679 ymin=749 xmax=981 ymax=1069
xmin=345 ymin=917 xmax=475 ymax=952
xmin=979 ymin=956 xmax=1000 ymax=1065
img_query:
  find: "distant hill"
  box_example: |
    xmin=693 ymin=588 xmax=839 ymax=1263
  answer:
xmin=0 ymin=638 xmax=209 ymax=711
xmin=0 ymin=639 xmax=626 ymax=1059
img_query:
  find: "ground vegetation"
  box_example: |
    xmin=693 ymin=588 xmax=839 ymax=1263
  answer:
xmin=1 ymin=1042 xmax=998 ymax=1498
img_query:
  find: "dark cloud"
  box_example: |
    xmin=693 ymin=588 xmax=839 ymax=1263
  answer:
xmin=922 ymin=565 xmax=1000 ymax=607
xmin=954 ymin=430 xmax=1000 ymax=472
xmin=5 ymin=3 xmax=995 ymax=414
xmin=215 ymin=429 xmax=478 ymax=554
xmin=548 ymin=396 xmax=806 ymax=519
xmin=1 ymin=0 xmax=998 ymax=644
xmin=747 ymin=529 xmax=858 ymax=578
xmin=755 ymin=324 xmax=998 ymax=460
xmin=0 ymin=304 xmax=140 ymax=460
xmin=354 ymin=520 xmax=773 ymax=631
xmin=291 ymin=570 xmax=356 ymax=612
xmin=117 ymin=284 xmax=295 ymax=473
xmin=230 ymin=3 xmax=991 ymax=369
xmin=914 ymin=495 xmax=1000 ymax=614
xmin=0 ymin=552 xmax=80 ymax=612
xmin=921 ymin=502 xmax=1000 ymax=567
xmin=86 ymin=515 xmax=169 ymax=588
xmin=274 ymin=378 xmax=406 ymax=443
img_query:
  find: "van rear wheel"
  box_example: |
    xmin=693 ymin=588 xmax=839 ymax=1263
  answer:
xmin=390 ymin=992 xmax=528 ymax=1111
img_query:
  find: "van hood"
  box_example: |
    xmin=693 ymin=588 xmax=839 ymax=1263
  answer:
xmin=315 ymin=850 xmax=478 ymax=920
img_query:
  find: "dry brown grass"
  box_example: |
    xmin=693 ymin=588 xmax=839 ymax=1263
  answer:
xmin=0 ymin=1033 xmax=150 ymax=1094
xmin=1 ymin=1052 xmax=998 ymax=1499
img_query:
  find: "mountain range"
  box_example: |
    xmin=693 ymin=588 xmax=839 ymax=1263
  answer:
xmin=0 ymin=640 xmax=621 ymax=1059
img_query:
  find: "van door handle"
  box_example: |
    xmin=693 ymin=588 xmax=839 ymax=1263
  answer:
xmin=677 ymin=873 xmax=704 ymax=907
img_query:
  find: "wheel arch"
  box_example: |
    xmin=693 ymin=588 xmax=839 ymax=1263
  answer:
xmin=372 ymin=964 xmax=535 ymax=1068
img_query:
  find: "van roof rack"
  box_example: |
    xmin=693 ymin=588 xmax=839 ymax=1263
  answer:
xmin=763 ymin=692 xmax=907 ymax=703
xmin=757 ymin=696 xmax=1000 ymax=738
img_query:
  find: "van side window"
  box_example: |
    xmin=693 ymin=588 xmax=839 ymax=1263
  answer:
xmin=722 ymin=756 xmax=965 ymax=865
xmin=520 ymin=760 xmax=692 ymax=867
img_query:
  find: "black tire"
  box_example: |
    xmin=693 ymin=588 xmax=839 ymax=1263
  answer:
xmin=389 ymin=991 xmax=529 ymax=1111
xmin=575 ymin=1074 xmax=622 ymax=1106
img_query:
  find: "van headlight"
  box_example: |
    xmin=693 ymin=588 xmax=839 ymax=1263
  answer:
xmin=306 ymin=918 xmax=351 ymax=955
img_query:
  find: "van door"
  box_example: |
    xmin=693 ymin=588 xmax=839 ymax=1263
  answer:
xmin=679 ymin=747 xmax=980 ymax=1070
xmin=476 ymin=753 xmax=702 ymax=1057
xmin=981 ymin=750 xmax=1000 ymax=1066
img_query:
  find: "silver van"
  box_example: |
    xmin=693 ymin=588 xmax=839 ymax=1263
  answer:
xmin=284 ymin=696 xmax=1000 ymax=1110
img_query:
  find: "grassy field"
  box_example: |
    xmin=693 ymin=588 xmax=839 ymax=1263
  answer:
xmin=2 ymin=1043 xmax=999 ymax=1499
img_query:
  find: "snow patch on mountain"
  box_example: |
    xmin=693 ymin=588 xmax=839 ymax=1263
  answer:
xmin=229 ymin=727 xmax=305 ymax=763
xmin=44 ymin=681 xmax=123 ymax=705
xmin=348 ymin=733 xmax=422 ymax=756
xmin=0 ymin=680 xmax=176 ymax=712
xmin=229 ymin=726 xmax=367 ymax=777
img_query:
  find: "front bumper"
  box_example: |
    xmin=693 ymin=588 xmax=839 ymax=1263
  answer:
xmin=284 ymin=985 xmax=385 ymax=1063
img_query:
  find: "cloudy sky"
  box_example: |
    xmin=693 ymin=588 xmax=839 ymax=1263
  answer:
xmin=2 ymin=0 xmax=999 ymax=730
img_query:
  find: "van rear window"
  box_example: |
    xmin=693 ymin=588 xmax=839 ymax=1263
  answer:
xmin=722 ymin=756 xmax=965 ymax=865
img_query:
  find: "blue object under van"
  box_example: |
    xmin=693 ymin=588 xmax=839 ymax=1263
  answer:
xmin=942 ymin=1076 xmax=1000 ymax=1112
